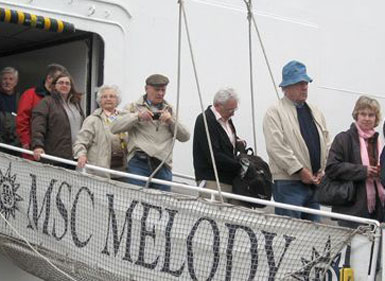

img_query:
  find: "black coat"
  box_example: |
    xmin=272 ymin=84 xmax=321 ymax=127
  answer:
xmin=325 ymin=123 xmax=383 ymax=224
xmin=193 ymin=106 xmax=241 ymax=185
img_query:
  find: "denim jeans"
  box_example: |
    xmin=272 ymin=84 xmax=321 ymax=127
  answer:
xmin=273 ymin=180 xmax=320 ymax=222
xmin=126 ymin=154 xmax=172 ymax=191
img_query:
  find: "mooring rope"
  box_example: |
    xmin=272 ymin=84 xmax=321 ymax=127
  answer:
xmin=0 ymin=211 xmax=79 ymax=281
xmin=245 ymin=0 xmax=258 ymax=153
xmin=243 ymin=0 xmax=280 ymax=100
xmin=179 ymin=0 xmax=225 ymax=203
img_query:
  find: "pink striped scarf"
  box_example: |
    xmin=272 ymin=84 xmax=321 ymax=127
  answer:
xmin=355 ymin=122 xmax=385 ymax=213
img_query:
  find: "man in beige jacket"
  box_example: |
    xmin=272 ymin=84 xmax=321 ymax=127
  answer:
xmin=110 ymin=74 xmax=190 ymax=191
xmin=263 ymin=60 xmax=330 ymax=221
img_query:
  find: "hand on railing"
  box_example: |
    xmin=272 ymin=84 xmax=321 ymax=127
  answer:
xmin=33 ymin=147 xmax=45 ymax=161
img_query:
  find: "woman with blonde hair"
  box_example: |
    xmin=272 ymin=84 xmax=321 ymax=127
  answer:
xmin=325 ymin=95 xmax=384 ymax=228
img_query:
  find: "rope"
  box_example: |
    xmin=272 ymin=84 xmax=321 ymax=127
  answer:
xmin=242 ymin=0 xmax=280 ymax=100
xmin=0 ymin=211 xmax=78 ymax=281
xmin=145 ymin=0 xmax=184 ymax=189
xmin=180 ymin=0 xmax=225 ymax=203
xmin=246 ymin=0 xmax=258 ymax=153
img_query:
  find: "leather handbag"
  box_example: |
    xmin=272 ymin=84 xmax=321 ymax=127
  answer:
xmin=314 ymin=175 xmax=356 ymax=206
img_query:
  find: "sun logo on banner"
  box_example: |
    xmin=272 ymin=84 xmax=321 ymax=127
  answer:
xmin=292 ymin=236 xmax=341 ymax=281
xmin=0 ymin=163 xmax=23 ymax=220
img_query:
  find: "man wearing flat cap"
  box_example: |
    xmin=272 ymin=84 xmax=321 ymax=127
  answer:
xmin=110 ymin=74 xmax=190 ymax=191
xmin=263 ymin=60 xmax=330 ymax=221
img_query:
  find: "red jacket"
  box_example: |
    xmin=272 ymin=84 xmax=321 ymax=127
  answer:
xmin=16 ymin=85 xmax=50 ymax=147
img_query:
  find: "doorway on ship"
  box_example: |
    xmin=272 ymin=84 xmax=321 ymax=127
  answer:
xmin=0 ymin=9 xmax=104 ymax=115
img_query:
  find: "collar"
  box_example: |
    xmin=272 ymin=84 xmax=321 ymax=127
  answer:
xmin=144 ymin=95 xmax=164 ymax=110
xmin=211 ymin=105 xmax=229 ymax=122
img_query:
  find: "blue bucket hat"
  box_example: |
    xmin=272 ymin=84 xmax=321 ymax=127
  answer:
xmin=279 ymin=60 xmax=313 ymax=87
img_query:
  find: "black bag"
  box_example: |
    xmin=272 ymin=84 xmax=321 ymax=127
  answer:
xmin=314 ymin=175 xmax=356 ymax=206
xmin=232 ymin=147 xmax=272 ymax=208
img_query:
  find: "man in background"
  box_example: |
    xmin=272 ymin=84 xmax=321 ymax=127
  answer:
xmin=0 ymin=67 xmax=21 ymax=155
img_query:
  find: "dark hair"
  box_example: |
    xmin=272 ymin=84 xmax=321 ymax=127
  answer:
xmin=51 ymin=73 xmax=82 ymax=104
xmin=44 ymin=64 xmax=68 ymax=81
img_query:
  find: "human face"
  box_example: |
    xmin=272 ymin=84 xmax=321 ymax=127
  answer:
xmin=284 ymin=81 xmax=309 ymax=103
xmin=356 ymin=108 xmax=376 ymax=131
xmin=215 ymin=98 xmax=238 ymax=121
xmin=54 ymin=77 xmax=71 ymax=97
xmin=1 ymin=73 xmax=17 ymax=95
xmin=100 ymin=89 xmax=118 ymax=112
xmin=145 ymin=85 xmax=166 ymax=105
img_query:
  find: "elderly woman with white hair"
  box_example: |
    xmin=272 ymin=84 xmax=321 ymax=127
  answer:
xmin=73 ymin=85 xmax=128 ymax=179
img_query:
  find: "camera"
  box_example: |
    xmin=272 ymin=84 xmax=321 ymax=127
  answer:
xmin=152 ymin=112 xmax=161 ymax=120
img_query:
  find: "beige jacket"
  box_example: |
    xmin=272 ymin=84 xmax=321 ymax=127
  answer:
xmin=110 ymin=96 xmax=190 ymax=169
xmin=263 ymin=96 xmax=330 ymax=180
xmin=73 ymin=108 xmax=128 ymax=178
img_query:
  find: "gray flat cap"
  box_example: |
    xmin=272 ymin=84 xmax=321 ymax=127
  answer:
xmin=145 ymin=74 xmax=169 ymax=87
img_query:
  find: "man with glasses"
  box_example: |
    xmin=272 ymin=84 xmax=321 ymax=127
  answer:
xmin=263 ymin=60 xmax=330 ymax=222
xmin=193 ymin=87 xmax=245 ymax=203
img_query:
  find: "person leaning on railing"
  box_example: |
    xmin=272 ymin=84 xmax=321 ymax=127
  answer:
xmin=31 ymin=72 xmax=84 ymax=169
xmin=326 ymin=95 xmax=385 ymax=229
xmin=16 ymin=63 xmax=68 ymax=160
xmin=73 ymin=85 xmax=128 ymax=180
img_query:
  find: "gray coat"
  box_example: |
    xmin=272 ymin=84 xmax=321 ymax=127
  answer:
xmin=73 ymin=108 xmax=128 ymax=178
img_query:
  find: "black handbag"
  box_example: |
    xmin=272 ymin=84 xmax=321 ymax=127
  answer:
xmin=314 ymin=175 xmax=356 ymax=206
xmin=232 ymin=147 xmax=272 ymax=208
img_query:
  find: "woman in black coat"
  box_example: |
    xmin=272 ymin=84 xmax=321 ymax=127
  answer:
xmin=325 ymin=95 xmax=384 ymax=228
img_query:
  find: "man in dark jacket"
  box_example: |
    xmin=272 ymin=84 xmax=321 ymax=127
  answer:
xmin=0 ymin=67 xmax=21 ymax=156
xmin=193 ymin=87 xmax=244 ymax=203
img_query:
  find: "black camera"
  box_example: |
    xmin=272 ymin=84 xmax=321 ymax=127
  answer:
xmin=152 ymin=112 xmax=161 ymax=120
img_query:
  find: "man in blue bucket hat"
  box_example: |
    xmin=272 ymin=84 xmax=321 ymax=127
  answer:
xmin=263 ymin=60 xmax=330 ymax=222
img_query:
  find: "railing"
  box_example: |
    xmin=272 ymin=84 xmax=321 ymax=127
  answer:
xmin=0 ymin=142 xmax=382 ymax=281
xmin=0 ymin=143 xmax=381 ymax=228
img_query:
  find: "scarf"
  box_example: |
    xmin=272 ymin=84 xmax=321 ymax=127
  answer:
xmin=355 ymin=122 xmax=385 ymax=213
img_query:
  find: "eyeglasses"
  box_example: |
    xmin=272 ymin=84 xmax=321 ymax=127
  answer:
xmin=101 ymin=94 xmax=117 ymax=99
xmin=222 ymin=105 xmax=238 ymax=113
xmin=56 ymin=81 xmax=71 ymax=86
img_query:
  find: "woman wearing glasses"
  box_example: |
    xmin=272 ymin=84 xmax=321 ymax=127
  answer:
xmin=73 ymin=85 xmax=128 ymax=179
xmin=31 ymin=73 xmax=84 ymax=169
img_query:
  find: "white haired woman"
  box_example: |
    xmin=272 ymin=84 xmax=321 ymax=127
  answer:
xmin=73 ymin=85 xmax=128 ymax=179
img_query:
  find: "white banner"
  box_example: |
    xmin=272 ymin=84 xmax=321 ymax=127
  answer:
xmin=0 ymin=154 xmax=376 ymax=281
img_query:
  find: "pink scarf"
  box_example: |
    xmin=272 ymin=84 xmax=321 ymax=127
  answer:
xmin=355 ymin=122 xmax=385 ymax=213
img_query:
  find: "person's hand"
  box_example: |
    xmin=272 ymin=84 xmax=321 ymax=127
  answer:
xmin=313 ymin=171 xmax=324 ymax=185
xmin=22 ymin=143 xmax=30 ymax=149
xmin=299 ymin=167 xmax=315 ymax=184
xmin=367 ymin=165 xmax=380 ymax=178
xmin=33 ymin=148 xmax=45 ymax=161
xmin=138 ymin=109 xmax=153 ymax=121
xmin=160 ymin=110 xmax=172 ymax=124
xmin=77 ymin=155 xmax=87 ymax=168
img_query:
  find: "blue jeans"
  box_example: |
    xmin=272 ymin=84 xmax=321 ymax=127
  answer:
xmin=126 ymin=154 xmax=172 ymax=191
xmin=273 ymin=180 xmax=320 ymax=222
